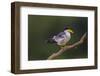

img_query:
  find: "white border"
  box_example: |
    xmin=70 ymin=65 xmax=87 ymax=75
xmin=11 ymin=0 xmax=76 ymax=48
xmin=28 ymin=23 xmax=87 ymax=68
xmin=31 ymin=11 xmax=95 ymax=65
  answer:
xmin=20 ymin=6 xmax=95 ymax=70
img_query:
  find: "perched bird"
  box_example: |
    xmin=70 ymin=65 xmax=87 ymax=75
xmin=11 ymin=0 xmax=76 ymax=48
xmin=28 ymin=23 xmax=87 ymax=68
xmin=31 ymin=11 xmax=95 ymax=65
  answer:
xmin=47 ymin=27 xmax=74 ymax=47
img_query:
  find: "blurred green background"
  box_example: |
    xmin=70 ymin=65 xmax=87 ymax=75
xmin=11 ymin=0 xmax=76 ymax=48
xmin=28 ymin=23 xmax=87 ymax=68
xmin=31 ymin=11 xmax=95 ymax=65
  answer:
xmin=28 ymin=15 xmax=88 ymax=60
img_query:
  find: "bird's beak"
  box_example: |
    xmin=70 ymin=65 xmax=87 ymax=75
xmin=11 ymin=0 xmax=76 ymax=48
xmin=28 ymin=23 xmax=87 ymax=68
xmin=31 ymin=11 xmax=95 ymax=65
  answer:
xmin=67 ymin=29 xmax=74 ymax=34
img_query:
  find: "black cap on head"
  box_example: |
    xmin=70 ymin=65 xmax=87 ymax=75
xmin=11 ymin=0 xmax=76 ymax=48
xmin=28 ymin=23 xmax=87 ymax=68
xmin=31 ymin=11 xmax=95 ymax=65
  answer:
xmin=64 ymin=27 xmax=69 ymax=30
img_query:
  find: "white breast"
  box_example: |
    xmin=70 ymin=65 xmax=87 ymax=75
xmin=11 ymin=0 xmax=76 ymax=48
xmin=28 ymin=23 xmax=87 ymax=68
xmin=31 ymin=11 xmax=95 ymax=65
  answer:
xmin=57 ymin=31 xmax=71 ymax=46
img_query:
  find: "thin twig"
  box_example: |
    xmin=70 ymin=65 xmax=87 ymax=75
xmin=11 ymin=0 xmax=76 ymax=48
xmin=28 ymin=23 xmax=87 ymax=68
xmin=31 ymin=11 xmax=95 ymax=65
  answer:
xmin=47 ymin=33 xmax=87 ymax=60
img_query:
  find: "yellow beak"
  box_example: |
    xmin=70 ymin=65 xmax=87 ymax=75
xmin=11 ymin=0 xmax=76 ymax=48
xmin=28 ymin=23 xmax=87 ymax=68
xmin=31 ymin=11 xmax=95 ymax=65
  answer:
xmin=67 ymin=29 xmax=74 ymax=34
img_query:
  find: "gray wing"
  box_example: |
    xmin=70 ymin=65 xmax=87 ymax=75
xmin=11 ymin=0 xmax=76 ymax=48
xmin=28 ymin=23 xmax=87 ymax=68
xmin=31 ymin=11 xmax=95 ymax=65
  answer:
xmin=54 ymin=32 xmax=65 ymax=40
xmin=56 ymin=32 xmax=65 ymax=38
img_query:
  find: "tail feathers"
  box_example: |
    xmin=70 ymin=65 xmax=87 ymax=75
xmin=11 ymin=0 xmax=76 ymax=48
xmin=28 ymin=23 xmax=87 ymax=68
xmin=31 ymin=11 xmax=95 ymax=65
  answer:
xmin=46 ymin=38 xmax=56 ymax=43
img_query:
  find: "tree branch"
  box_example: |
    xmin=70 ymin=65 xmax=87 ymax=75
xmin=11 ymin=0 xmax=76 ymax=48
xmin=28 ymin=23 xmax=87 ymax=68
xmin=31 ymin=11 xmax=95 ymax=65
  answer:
xmin=47 ymin=33 xmax=87 ymax=60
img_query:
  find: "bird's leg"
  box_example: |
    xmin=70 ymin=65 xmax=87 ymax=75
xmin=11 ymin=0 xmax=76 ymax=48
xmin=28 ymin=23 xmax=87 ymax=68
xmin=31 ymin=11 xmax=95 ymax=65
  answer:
xmin=60 ymin=45 xmax=66 ymax=49
xmin=61 ymin=46 xmax=64 ymax=49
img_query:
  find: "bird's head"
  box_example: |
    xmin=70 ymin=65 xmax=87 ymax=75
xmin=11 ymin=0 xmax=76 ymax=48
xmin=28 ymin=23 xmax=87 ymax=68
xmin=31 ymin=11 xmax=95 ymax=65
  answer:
xmin=64 ymin=27 xmax=74 ymax=34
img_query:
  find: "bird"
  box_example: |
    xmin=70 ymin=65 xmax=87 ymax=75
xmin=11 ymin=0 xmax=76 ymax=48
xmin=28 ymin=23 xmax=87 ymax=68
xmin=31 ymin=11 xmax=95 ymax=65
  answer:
xmin=47 ymin=27 xmax=74 ymax=47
